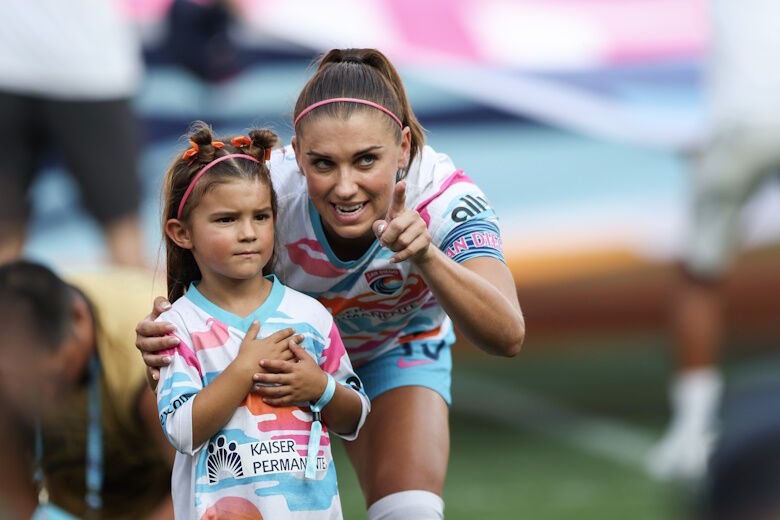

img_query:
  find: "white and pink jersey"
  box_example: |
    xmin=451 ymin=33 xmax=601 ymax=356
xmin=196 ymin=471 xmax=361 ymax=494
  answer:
xmin=270 ymin=145 xmax=505 ymax=366
xmin=156 ymin=276 xmax=369 ymax=519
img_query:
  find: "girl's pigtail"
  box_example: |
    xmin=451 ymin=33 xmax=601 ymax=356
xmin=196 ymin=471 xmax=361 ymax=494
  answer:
xmin=188 ymin=122 xmax=224 ymax=165
xmin=246 ymin=129 xmax=278 ymax=163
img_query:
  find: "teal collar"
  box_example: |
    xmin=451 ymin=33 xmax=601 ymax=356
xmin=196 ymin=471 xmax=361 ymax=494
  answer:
xmin=185 ymin=275 xmax=284 ymax=331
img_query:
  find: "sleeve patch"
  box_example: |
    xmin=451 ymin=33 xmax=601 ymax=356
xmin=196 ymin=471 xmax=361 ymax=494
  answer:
xmin=440 ymin=219 xmax=505 ymax=264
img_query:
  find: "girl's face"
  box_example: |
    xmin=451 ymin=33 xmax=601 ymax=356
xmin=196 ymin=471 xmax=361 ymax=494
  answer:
xmin=293 ymin=111 xmax=410 ymax=252
xmin=183 ymin=178 xmax=275 ymax=284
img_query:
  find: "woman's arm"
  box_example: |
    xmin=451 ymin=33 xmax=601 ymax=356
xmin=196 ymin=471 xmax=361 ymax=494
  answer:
xmin=375 ymin=182 xmax=524 ymax=357
xmin=414 ymin=250 xmax=524 ymax=357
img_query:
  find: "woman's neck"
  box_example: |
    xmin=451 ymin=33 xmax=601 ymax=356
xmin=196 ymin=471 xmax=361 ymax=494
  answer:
xmin=322 ymin=220 xmax=375 ymax=262
xmin=195 ymin=274 xmax=272 ymax=318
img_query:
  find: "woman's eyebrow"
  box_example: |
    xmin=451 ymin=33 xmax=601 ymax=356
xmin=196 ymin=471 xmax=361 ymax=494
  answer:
xmin=306 ymin=145 xmax=383 ymax=159
xmin=351 ymin=145 xmax=383 ymax=158
xmin=306 ymin=149 xmax=329 ymax=158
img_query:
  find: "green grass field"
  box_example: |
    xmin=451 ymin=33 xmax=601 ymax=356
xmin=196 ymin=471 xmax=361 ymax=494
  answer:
xmin=331 ymin=336 xmax=780 ymax=519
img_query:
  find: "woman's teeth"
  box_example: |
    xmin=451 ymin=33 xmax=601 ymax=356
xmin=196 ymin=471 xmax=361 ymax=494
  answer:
xmin=335 ymin=203 xmax=364 ymax=214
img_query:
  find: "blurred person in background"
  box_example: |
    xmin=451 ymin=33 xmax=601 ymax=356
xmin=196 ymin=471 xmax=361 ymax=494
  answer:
xmin=648 ymin=0 xmax=780 ymax=480
xmin=700 ymin=379 xmax=780 ymax=520
xmin=164 ymin=0 xmax=246 ymax=83
xmin=0 ymin=0 xmax=146 ymax=266
xmin=136 ymin=48 xmax=525 ymax=519
xmin=0 ymin=261 xmax=174 ymax=519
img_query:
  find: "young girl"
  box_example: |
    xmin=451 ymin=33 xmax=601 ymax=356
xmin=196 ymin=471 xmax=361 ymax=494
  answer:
xmin=155 ymin=123 xmax=369 ymax=519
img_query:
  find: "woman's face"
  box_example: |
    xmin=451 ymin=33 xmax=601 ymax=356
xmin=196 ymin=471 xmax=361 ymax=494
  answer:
xmin=293 ymin=111 xmax=410 ymax=251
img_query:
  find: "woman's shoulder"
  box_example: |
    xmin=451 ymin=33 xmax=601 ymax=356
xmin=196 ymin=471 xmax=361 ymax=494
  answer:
xmin=405 ymin=145 xmax=461 ymax=206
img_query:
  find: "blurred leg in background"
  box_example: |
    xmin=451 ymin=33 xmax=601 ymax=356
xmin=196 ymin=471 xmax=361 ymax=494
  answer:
xmin=649 ymin=0 xmax=780 ymax=480
xmin=0 ymin=0 xmax=145 ymax=267
xmin=650 ymin=127 xmax=779 ymax=480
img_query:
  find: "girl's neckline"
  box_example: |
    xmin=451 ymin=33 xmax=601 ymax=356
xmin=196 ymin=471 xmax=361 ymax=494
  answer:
xmin=185 ymin=274 xmax=284 ymax=331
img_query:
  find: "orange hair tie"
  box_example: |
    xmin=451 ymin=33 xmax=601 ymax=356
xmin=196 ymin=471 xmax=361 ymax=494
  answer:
xmin=231 ymin=135 xmax=251 ymax=148
xmin=181 ymin=139 xmax=224 ymax=160
xmin=181 ymin=139 xmax=199 ymax=160
xmin=264 ymin=148 xmax=271 ymax=161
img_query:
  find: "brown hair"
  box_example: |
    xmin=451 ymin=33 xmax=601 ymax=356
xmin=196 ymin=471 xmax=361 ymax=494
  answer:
xmin=161 ymin=121 xmax=279 ymax=302
xmin=0 ymin=260 xmax=75 ymax=351
xmin=293 ymin=48 xmax=425 ymax=177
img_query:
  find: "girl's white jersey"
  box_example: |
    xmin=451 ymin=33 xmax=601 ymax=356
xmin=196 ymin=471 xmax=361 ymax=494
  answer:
xmin=156 ymin=276 xmax=369 ymax=519
xmin=270 ymin=145 xmax=505 ymax=366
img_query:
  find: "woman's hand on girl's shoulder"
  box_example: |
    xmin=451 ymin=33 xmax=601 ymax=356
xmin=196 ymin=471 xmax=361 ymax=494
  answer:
xmin=136 ymin=296 xmax=180 ymax=381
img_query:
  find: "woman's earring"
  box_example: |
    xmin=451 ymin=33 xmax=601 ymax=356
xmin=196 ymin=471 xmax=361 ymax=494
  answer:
xmin=396 ymin=169 xmax=403 ymax=182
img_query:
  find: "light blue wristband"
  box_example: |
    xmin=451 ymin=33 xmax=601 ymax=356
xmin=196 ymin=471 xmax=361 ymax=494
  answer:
xmin=305 ymin=373 xmax=336 ymax=479
xmin=312 ymin=373 xmax=336 ymax=411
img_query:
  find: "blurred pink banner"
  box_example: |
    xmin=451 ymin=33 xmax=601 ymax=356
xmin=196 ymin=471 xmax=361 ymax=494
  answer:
xmin=120 ymin=0 xmax=708 ymax=67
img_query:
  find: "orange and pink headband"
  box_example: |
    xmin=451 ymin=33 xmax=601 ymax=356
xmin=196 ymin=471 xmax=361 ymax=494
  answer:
xmin=177 ymin=154 xmax=258 ymax=219
xmin=293 ymin=97 xmax=403 ymax=130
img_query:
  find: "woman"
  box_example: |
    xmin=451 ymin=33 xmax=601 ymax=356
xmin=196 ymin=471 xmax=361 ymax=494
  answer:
xmin=136 ymin=48 xmax=524 ymax=519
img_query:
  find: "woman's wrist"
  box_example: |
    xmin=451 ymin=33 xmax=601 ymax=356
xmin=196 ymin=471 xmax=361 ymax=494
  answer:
xmin=410 ymin=243 xmax=438 ymax=268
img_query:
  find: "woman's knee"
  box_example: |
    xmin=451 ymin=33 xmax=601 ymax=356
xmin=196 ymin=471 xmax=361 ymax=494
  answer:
xmin=366 ymin=490 xmax=444 ymax=520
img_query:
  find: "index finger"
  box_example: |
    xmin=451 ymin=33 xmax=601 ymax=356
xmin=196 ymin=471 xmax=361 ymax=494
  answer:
xmin=268 ymin=328 xmax=296 ymax=342
xmin=387 ymin=181 xmax=407 ymax=220
xmin=136 ymin=318 xmax=175 ymax=344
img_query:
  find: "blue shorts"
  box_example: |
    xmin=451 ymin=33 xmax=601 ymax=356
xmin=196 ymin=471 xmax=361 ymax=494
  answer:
xmin=354 ymin=333 xmax=454 ymax=406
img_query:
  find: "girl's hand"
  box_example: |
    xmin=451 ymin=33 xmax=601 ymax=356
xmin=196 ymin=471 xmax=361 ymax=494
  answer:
xmin=372 ymin=181 xmax=432 ymax=264
xmin=235 ymin=321 xmax=301 ymax=377
xmin=250 ymin=343 xmax=328 ymax=406
xmin=136 ymin=296 xmax=179 ymax=380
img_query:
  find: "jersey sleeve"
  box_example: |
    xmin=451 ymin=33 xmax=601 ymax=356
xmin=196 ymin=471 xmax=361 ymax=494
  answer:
xmin=318 ymin=321 xmax=370 ymax=441
xmin=155 ymin=309 xmax=204 ymax=455
xmin=416 ymin=169 xmax=505 ymax=264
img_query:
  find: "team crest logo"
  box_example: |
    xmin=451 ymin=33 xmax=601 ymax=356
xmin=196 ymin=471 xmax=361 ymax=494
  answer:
xmin=365 ymin=268 xmax=403 ymax=295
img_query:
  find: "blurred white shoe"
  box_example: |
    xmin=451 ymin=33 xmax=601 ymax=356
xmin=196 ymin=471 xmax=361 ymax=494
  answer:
xmin=647 ymin=368 xmax=723 ymax=481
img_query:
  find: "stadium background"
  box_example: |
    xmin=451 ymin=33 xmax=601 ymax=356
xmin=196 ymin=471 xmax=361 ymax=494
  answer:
xmin=20 ymin=1 xmax=780 ymax=518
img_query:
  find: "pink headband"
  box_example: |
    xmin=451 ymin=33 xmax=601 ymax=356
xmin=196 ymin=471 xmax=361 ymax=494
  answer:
xmin=177 ymin=154 xmax=260 ymax=219
xmin=294 ymin=97 xmax=403 ymax=130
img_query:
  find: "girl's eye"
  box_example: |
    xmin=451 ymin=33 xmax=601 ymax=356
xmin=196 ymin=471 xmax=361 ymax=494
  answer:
xmin=357 ymin=154 xmax=376 ymax=167
xmin=216 ymin=216 xmax=234 ymax=223
xmin=254 ymin=213 xmax=269 ymax=221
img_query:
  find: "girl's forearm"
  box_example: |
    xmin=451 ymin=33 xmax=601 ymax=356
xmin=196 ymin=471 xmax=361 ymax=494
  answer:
xmin=321 ymin=384 xmax=363 ymax=435
xmin=414 ymin=247 xmax=525 ymax=357
xmin=191 ymin=362 xmax=254 ymax=447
